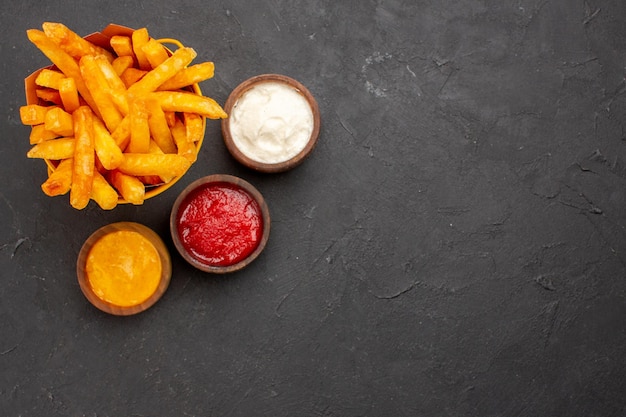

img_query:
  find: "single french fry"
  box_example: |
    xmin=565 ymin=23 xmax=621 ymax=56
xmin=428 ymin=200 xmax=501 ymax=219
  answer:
xmin=142 ymin=39 xmax=169 ymax=69
xmin=109 ymin=170 xmax=145 ymax=205
xmin=36 ymin=88 xmax=62 ymax=105
xmin=91 ymin=171 xmax=118 ymax=210
xmin=128 ymin=98 xmax=150 ymax=153
xmin=30 ymin=124 xmax=60 ymax=144
xmin=79 ymin=55 xmax=123 ymax=132
xmin=145 ymin=97 xmax=176 ymax=153
xmin=171 ymin=119 xmax=196 ymax=163
xmin=45 ymin=107 xmax=74 ymax=136
xmin=131 ymin=28 xmax=152 ymax=71
xmin=111 ymin=55 xmax=135 ymax=77
xmin=120 ymin=67 xmax=147 ymax=88
xmin=118 ymin=153 xmax=190 ymax=179
xmin=150 ymin=91 xmax=227 ymax=119
xmin=35 ymin=69 xmax=65 ymax=89
xmin=41 ymin=158 xmax=73 ymax=196
xmin=59 ymin=77 xmax=80 ymax=112
xmin=183 ymin=112 xmax=205 ymax=142
xmin=95 ymin=55 xmax=127 ymax=92
xmin=110 ymin=35 xmax=135 ymax=59
xmin=27 ymin=137 xmax=75 ymax=160
xmin=127 ymin=47 xmax=197 ymax=96
xmin=70 ymin=106 xmax=95 ymax=209
xmin=164 ymin=111 xmax=177 ymax=128
xmin=111 ymin=116 xmax=131 ymax=150
xmin=27 ymin=29 xmax=98 ymax=113
xmin=148 ymin=140 xmax=164 ymax=153
xmin=92 ymin=55 xmax=129 ymax=115
xmin=147 ymin=140 xmax=174 ymax=183
xmin=42 ymin=22 xmax=114 ymax=62
xmin=93 ymin=117 xmax=124 ymax=170
xmin=158 ymin=62 xmax=215 ymax=91
xmin=20 ymin=104 xmax=50 ymax=125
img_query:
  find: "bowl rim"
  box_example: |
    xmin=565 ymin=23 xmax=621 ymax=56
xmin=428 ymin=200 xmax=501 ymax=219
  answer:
xmin=76 ymin=221 xmax=172 ymax=316
xmin=221 ymin=73 xmax=320 ymax=173
xmin=169 ymin=174 xmax=271 ymax=273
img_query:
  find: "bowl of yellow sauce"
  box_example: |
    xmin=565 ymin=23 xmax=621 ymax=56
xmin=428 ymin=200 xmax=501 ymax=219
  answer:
xmin=76 ymin=222 xmax=171 ymax=315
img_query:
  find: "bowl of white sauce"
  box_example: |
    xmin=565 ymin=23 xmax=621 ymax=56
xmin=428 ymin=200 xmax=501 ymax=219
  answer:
xmin=221 ymin=74 xmax=320 ymax=173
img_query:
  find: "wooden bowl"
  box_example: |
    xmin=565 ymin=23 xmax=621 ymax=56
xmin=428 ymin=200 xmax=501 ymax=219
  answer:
xmin=221 ymin=74 xmax=320 ymax=173
xmin=24 ymin=24 xmax=206 ymax=204
xmin=170 ymin=174 xmax=270 ymax=273
xmin=76 ymin=222 xmax=172 ymax=315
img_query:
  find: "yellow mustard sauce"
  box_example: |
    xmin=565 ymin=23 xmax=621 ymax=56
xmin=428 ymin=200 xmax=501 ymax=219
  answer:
xmin=85 ymin=230 xmax=162 ymax=307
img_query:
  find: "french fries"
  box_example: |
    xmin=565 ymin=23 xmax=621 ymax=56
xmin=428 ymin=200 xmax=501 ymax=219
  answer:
xmin=27 ymin=137 xmax=75 ymax=160
xmin=41 ymin=158 xmax=73 ymax=196
xmin=42 ymin=22 xmax=115 ymax=63
xmin=151 ymin=91 xmax=228 ymax=119
xmin=158 ymin=61 xmax=215 ymax=91
xmin=20 ymin=104 xmax=49 ymax=125
xmin=21 ymin=23 xmax=227 ymax=209
xmin=70 ymin=106 xmax=96 ymax=210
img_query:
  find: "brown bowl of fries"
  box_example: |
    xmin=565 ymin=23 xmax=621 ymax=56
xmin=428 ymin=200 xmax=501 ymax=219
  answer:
xmin=21 ymin=23 xmax=228 ymax=210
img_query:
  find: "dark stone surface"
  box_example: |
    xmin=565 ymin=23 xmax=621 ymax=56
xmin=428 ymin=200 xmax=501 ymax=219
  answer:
xmin=1 ymin=1 xmax=625 ymax=415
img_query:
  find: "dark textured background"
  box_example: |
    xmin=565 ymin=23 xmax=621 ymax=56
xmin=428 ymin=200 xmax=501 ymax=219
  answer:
xmin=1 ymin=0 xmax=625 ymax=415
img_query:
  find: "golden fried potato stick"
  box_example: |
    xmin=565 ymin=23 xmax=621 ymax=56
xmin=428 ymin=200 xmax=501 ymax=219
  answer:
xmin=27 ymin=29 xmax=98 ymax=115
xmin=183 ymin=112 xmax=204 ymax=142
xmin=128 ymin=98 xmax=150 ymax=153
xmin=145 ymin=97 xmax=176 ymax=154
xmin=146 ymin=140 xmax=175 ymax=183
xmin=118 ymin=153 xmax=190 ymax=179
xmin=94 ymin=55 xmax=128 ymax=92
xmin=70 ymin=106 xmax=96 ymax=209
xmin=35 ymin=88 xmax=63 ymax=105
xmin=30 ymin=124 xmax=59 ymax=144
xmin=35 ymin=69 xmax=65 ymax=89
xmin=45 ymin=107 xmax=74 ymax=136
xmin=158 ymin=62 xmax=215 ymax=91
xmin=20 ymin=104 xmax=50 ymax=125
xmin=27 ymin=137 xmax=75 ymax=160
xmin=79 ymin=55 xmax=123 ymax=132
xmin=93 ymin=117 xmax=124 ymax=170
xmin=171 ymin=119 xmax=196 ymax=163
xmin=120 ymin=67 xmax=147 ymax=88
xmin=150 ymin=91 xmax=227 ymax=119
xmin=131 ymin=28 xmax=152 ymax=71
xmin=111 ymin=55 xmax=135 ymax=77
xmin=109 ymin=170 xmax=145 ymax=205
xmin=41 ymin=158 xmax=73 ymax=196
xmin=92 ymin=55 xmax=129 ymax=115
xmin=142 ymin=39 xmax=169 ymax=68
xmin=91 ymin=171 xmax=118 ymax=210
xmin=164 ymin=111 xmax=177 ymax=128
xmin=42 ymin=22 xmax=114 ymax=62
xmin=127 ymin=47 xmax=197 ymax=96
xmin=110 ymin=116 xmax=131 ymax=150
xmin=59 ymin=77 xmax=80 ymax=112
xmin=110 ymin=36 xmax=136 ymax=61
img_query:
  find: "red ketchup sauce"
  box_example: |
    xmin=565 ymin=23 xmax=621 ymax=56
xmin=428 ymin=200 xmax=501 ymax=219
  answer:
xmin=175 ymin=182 xmax=263 ymax=267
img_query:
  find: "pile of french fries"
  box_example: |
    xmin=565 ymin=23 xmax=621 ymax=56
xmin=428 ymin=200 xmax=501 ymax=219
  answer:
xmin=20 ymin=23 xmax=227 ymax=209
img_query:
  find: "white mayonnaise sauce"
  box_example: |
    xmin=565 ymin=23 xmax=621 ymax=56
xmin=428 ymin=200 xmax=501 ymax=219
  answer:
xmin=229 ymin=81 xmax=314 ymax=164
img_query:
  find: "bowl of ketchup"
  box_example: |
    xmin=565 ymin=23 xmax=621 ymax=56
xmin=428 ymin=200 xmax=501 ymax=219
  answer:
xmin=170 ymin=174 xmax=270 ymax=273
